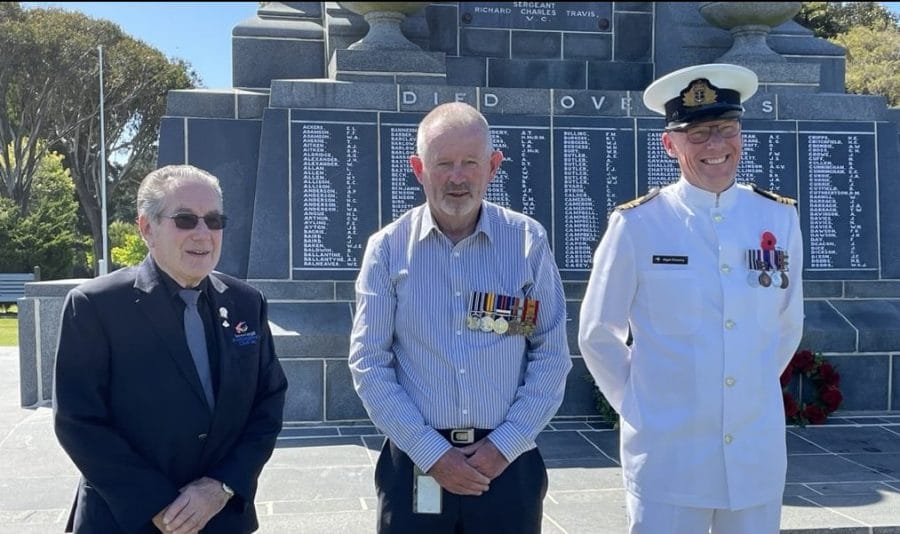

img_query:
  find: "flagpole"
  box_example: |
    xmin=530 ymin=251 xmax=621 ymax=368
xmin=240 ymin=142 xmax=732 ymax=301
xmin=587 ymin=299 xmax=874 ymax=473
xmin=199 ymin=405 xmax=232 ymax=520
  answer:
xmin=98 ymin=44 xmax=109 ymax=275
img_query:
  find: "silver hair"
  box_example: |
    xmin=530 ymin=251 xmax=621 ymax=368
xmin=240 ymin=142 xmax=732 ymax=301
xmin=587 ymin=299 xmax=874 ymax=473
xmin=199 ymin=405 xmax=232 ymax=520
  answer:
xmin=415 ymin=102 xmax=493 ymax=160
xmin=137 ymin=164 xmax=223 ymax=221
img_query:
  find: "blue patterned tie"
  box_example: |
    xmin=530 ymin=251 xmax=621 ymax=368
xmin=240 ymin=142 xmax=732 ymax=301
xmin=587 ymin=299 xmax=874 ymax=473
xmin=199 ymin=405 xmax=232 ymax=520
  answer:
xmin=178 ymin=289 xmax=215 ymax=409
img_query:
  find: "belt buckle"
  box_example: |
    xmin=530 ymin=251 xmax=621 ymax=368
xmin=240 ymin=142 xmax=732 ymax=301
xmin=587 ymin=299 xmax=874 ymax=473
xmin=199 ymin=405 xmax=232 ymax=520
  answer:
xmin=450 ymin=428 xmax=475 ymax=445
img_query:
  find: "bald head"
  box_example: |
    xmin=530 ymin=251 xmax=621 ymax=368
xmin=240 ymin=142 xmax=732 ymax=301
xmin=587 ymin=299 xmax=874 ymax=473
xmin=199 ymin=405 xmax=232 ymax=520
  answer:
xmin=416 ymin=103 xmax=493 ymax=161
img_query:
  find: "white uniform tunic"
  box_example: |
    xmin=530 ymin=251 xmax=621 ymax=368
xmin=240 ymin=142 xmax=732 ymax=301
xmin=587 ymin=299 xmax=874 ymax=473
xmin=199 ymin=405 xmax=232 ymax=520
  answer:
xmin=578 ymin=177 xmax=804 ymax=510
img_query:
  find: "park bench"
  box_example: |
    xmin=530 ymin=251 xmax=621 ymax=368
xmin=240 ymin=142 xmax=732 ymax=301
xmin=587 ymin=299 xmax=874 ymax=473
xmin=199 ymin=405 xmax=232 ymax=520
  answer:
xmin=0 ymin=272 xmax=36 ymax=311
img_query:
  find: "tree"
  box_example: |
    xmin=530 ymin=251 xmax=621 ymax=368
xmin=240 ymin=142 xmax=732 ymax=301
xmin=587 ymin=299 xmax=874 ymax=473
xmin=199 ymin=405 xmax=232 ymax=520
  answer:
xmin=833 ymin=25 xmax=900 ymax=106
xmin=0 ymin=150 xmax=79 ymax=278
xmin=0 ymin=4 xmax=197 ymax=269
xmin=794 ymin=2 xmax=900 ymax=106
xmin=795 ymin=2 xmax=898 ymax=39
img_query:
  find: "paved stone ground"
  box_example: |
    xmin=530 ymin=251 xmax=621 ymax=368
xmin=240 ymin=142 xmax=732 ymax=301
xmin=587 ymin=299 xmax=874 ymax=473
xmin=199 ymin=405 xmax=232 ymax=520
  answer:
xmin=1 ymin=346 xmax=899 ymax=533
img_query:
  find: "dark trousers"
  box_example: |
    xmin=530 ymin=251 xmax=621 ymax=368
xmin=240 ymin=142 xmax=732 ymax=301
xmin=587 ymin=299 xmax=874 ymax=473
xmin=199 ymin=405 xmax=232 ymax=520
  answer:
xmin=374 ymin=435 xmax=548 ymax=534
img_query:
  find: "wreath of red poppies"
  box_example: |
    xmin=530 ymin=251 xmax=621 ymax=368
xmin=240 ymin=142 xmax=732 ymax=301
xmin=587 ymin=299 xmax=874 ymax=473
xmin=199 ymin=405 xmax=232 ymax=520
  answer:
xmin=781 ymin=349 xmax=843 ymax=426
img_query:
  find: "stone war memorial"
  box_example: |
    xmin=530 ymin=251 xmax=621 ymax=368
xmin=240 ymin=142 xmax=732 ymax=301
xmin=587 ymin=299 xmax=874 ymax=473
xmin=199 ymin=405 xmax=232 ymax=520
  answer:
xmin=18 ymin=2 xmax=900 ymax=424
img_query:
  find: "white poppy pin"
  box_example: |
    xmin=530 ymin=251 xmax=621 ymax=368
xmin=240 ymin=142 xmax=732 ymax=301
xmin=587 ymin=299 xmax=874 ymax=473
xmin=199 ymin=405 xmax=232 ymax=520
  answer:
xmin=219 ymin=307 xmax=230 ymax=328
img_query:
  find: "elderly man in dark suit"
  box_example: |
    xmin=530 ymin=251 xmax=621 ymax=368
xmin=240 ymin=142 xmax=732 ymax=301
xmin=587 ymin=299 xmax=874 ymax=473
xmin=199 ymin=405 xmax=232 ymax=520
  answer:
xmin=53 ymin=164 xmax=287 ymax=534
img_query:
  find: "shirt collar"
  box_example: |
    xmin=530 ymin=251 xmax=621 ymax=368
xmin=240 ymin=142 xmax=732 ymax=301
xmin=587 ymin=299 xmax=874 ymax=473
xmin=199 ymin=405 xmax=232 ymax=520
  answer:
xmin=416 ymin=202 xmax=494 ymax=244
xmin=672 ymin=176 xmax=739 ymax=210
xmin=151 ymin=258 xmax=209 ymax=300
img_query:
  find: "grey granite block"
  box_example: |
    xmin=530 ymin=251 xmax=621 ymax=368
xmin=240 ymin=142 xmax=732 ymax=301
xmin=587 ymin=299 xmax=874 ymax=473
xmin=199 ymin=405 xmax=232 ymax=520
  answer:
xmin=394 ymin=74 xmax=447 ymax=85
xmin=158 ymin=117 xmax=186 ymax=165
xmin=17 ymin=299 xmax=37 ymax=406
xmin=878 ymin=122 xmax=900 ymax=279
xmin=825 ymin=355 xmax=890 ymax=411
xmin=270 ymin=80 xmax=397 ymax=111
xmin=258 ymin=2 xmax=322 ymax=19
xmin=333 ymin=73 xmax=396 ymax=84
xmin=616 ymin=3 xmax=652 ymax=12
xmin=269 ymin=302 xmax=353 ymax=358
xmin=185 ymin=118 xmax=262 ymax=279
xmin=330 ymin=49 xmax=447 ymax=75
xmin=237 ymin=92 xmax=269 ymax=120
xmin=489 ymin=59 xmax=586 ymax=90
xmin=739 ymin=92 xmax=779 ymax=120
xmin=552 ymin=89 xmax=627 ymax=116
xmin=831 ymin=301 xmax=900 ymax=352
xmin=398 ymin=84 xmax=478 ymax=112
xmin=476 ymin=87 xmax=551 ymax=115
xmin=804 ymin=281 xmax=843 ymax=298
xmin=233 ymin=38 xmax=325 ymax=89
xmin=778 ymin=93 xmax=889 ymax=122
xmin=845 ymin=281 xmax=900 ymax=299
xmin=786 ymin=431 xmax=828 ymax=454
xmin=460 ymin=28 xmax=510 ymax=58
xmin=511 ymin=31 xmax=561 ymax=60
xmin=729 ymin=61 xmax=820 ymax=86
xmin=566 ymin=301 xmax=581 ymax=356
xmin=37 ymin=297 xmax=64 ymax=404
xmin=563 ymin=281 xmax=586 ymax=301
xmin=335 ymin=282 xmax=356 ymax=301
xmin=248 ymin=281 xmax=334 ymax=301
xmin=613 ymin=13 xmax=651 ymax=62
xmin=23 ymin=280 xmax=83 ymax=299
xmin=799 ymin=300 xmax=856 ymax=353
xmin=446 ymin=56 xmax=487 ymax=87
xmin=895 ymin=355 xmax=900 ymax=411
xmin=563 ymin=33 xmax=611 ymax=61
xmin=166 ymin=90 xmax=235 ymax=119
xmin=247 ymin=108 xmax=290 ymax=279
xmin=557 ymin=358 xmax=597 ymax=417
xmin=425 ymin=4 xmax=458 ymax=55
xmin=281 ymin=359 xmax=324 ymax=422
xmin=580 ymin=429 xmax=620 ymax=460
xmin=587 ymin=61 xmax=653 ymax=91
xmin=325 ymin=359 xmax=367 ymax=421
xmin=794 ymin=426 xmax=900 ymax=454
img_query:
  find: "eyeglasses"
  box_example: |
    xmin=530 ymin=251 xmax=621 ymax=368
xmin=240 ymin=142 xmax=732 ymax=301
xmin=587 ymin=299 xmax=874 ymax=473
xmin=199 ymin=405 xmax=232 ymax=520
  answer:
xmin=672 ymin=120 xmax=741 ymax=144
xmin=165 ymin=213 xmax=227 ymax=230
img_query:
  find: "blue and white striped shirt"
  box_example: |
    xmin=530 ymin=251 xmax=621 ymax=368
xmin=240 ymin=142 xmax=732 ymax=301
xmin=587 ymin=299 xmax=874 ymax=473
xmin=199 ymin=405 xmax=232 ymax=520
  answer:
xmin=349 ymin=201 xmax=572 ymax=471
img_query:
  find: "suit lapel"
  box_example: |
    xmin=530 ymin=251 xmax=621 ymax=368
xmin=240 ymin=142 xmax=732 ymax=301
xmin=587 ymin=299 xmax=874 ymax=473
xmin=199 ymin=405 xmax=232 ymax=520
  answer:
xmin=207 ymin=274 xmax=237 ymax=422
xmin=133 ymin=257 xmax=212 ymax=409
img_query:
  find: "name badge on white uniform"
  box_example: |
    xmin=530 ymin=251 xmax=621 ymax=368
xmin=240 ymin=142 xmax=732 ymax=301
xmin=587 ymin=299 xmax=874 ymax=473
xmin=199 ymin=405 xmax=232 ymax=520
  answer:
xmin=413 ymin=465 xmax=441 ymax=514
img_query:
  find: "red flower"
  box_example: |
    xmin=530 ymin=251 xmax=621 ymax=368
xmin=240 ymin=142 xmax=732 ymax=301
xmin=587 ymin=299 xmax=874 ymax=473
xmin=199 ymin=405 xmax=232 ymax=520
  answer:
xmin=818 ymin=362 xmax=840 ymax=386
xmin=820 ymin=385 xmax=843 ymax=413
xmin=779 ymin=363 xmax=794 ymax=387
xmin=760 ymin=231 xmax=777 ymax=250
xmin=803 ymin=404 xmax=828 ymax=425
xmin=783 ymin=391 xmax=799 ymax=418
xmin=792 ymin=350 xmax=816 ymax=373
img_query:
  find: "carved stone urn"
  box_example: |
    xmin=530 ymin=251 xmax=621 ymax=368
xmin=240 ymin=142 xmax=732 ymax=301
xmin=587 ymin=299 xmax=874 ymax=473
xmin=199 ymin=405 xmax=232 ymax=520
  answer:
xmin=699 ymin=2 xmax=802 ymax=62
xmin=338 ymin=2 xmax=430 ymax=51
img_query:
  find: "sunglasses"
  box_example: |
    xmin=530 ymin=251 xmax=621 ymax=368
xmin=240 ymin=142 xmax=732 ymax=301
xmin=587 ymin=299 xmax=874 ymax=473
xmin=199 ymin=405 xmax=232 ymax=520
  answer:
xmin=165 ymin=213 xmax=228 ymax=230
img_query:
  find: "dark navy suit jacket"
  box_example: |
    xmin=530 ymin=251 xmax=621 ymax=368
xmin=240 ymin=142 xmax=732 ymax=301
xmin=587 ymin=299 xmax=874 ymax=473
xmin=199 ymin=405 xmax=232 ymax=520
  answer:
xmin=53 ymin=257 xmax=287 ymax=533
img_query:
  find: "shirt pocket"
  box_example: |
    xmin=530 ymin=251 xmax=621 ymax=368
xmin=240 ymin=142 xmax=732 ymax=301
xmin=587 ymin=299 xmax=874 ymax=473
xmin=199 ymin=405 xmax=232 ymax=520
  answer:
xmin=640 ymin=269 xmax=702 ymax=335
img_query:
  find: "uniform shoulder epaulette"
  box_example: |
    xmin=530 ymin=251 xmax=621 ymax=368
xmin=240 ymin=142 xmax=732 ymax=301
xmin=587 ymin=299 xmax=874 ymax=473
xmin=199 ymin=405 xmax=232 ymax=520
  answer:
xmin=751 ymin=183 xmax=797 ymax=206
xmin=616 ymin=187 xmax=660 ymax=211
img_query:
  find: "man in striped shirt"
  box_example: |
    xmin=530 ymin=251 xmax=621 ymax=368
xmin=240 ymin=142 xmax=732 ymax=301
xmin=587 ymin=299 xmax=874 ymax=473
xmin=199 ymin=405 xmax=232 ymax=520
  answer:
xmin=349 ymin=102 xmax=572 ymax=533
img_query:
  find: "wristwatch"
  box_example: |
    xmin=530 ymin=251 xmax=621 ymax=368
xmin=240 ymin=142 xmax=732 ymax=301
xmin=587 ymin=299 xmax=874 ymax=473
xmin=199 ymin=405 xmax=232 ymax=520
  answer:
xmin=221 ymin=481 xmax=235 ymax=499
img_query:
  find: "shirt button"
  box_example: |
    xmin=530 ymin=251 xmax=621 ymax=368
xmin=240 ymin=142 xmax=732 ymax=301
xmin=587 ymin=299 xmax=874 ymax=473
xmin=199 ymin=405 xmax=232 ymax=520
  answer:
xmin=724 ymin=434 xmax=733 ymax=444
xmin=725 ymin=377 xmax=736 ymax=387
xmin=198 ymin=433 xmax=207 ymax=441
xmin=456 ymin=330 xmax=462 ymax=336
xmin=453 ymin=252 xmax=460 ymax=258
xmin=720 ymin=264 xmax=731 ymax=274
xmin=455 ymin=291 xmax=461 ymax=297
xmin=713 ymin=213 xmax=724 ymax=223
xmin=462 ymin=409 xmax=468 ymax=415
xmin=725 ymin=319 xmax=735 ymax=329
xmin=459 ymin=368 xmax=466 ymax=374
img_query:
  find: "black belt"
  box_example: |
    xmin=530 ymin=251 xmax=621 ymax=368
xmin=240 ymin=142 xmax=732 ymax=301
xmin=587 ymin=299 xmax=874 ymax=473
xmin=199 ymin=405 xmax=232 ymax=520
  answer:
xmin=436 ymin=428 xmax=492 ymax=445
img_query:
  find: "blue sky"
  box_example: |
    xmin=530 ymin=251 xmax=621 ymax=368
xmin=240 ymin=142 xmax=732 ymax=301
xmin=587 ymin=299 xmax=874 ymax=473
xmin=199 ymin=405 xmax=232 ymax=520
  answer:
xmin=20 ymin=2 xmax=900 ymax=90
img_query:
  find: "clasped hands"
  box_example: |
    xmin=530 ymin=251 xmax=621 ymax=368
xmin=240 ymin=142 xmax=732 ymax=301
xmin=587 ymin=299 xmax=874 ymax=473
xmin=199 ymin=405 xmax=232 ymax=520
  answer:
xmin=426 ymin=438 xmax=510 ymax=496
xmin=152 ymin=476 xmax=230 ymax=534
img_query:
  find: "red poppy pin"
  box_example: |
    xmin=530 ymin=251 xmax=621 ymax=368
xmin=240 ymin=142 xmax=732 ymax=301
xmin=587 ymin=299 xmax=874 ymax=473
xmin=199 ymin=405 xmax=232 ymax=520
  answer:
xmin=760 ymin=231 xmax=776 ymax=251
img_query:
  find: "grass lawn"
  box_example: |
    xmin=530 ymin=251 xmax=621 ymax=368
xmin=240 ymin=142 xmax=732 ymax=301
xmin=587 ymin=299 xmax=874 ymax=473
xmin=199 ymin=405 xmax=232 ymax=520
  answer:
xmin=0 ymin=316 xmax=17 ymax=346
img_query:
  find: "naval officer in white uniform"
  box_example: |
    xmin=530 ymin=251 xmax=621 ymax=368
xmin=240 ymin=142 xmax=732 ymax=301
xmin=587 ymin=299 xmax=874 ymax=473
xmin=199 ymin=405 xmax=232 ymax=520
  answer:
xmin=578 ymin=63 xmax=805 ymax=534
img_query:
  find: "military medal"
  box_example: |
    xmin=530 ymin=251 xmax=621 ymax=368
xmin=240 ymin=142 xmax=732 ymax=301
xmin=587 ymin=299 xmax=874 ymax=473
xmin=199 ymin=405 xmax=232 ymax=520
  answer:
xmin=780 ymin=273 xmax=790 ymax=289
xmin=479 ymin=315 xmax=495 ymax=332
xmin=466 ymin=315 xmax=480 ymax=330
xmin=492 ymin=317 xmax=509 ymax=334
xmin=466 ymin=293 xmax=481 ymax=330
xmin=480 ymin=292 xmax=496 ymax=332
xmin=758 ymin=271 xmax=771 ymax=287
xmin=747 ymin=271 xmax=760 ymax=288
